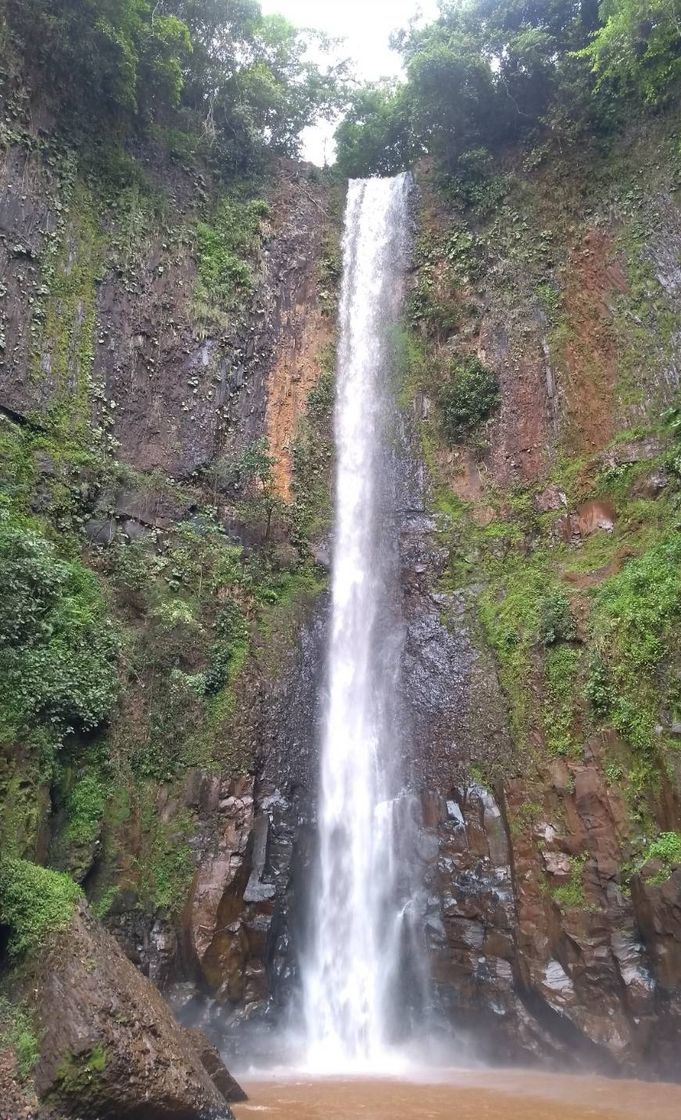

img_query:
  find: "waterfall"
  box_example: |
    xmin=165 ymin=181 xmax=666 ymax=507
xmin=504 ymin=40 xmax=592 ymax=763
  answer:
xmin=301 ymin=174 xmax=417 ymax=1072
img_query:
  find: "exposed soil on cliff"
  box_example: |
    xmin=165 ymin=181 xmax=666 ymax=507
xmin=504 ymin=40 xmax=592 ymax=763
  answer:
xmin=560 ymin=230 xmax=628 ymax=455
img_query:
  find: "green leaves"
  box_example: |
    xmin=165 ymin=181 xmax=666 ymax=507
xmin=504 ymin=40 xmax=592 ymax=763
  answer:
xmin=439 ymin=356 xmax=499 ymax=443
xmin=195 ymin=195 xmax=268 ymax=320
xmin=0 ymin=509 xmax=120 ymax=740
xmin=583 ymin=0 xmax=681 ymax=105
xmin=5 ymin=0 xmax=345 ymax=166
xmin=6 ymin=0 xmax=193 ymax=124
xmin=0 ymin=858 xmax=81 ymax=957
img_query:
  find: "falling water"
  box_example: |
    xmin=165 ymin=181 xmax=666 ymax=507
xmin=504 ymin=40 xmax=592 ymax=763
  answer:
xmin=301 ymin=174 xmax=416 ymax=1072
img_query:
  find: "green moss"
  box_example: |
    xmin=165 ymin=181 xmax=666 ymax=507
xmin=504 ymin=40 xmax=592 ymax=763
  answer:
xmin=0 ymin=743 xmax=52 ymax=860
xmin=194 ymin=195 xmax=269 ymax=327
xmin=291 ymin=356 xmax=335 ymax=543
xmin=0 ymin=996 xmax=40 ymax=1081
xmin=66 ymin=773 xmax=106 ymax=847
xmin=36 ymin=184 xmax=104 ymax=443
xmin=0 ymin=858 xmax=81 ymax=957
xmin=54 ymin=1043 xmax=107 ymax=1099
xmin=587 ymin=533 xmax=681 ymax=752
xmin=478 ymin=560 xmax=577 ymax=750
xmin=543 ymin=645 xmax=581 ymax=757
xmin=0 ymin=506 xmax=120 ymax=743
xmin=134 ymin=806 xmax=195 ymax=915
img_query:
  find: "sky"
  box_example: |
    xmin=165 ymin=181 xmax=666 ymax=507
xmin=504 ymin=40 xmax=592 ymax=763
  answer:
xmin=260 ymin=0 xmax=441 ymax=164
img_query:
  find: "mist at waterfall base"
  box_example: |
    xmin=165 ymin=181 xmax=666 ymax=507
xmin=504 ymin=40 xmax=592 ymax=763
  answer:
xmin=298 ymin=173 xmax=431 ymax=1076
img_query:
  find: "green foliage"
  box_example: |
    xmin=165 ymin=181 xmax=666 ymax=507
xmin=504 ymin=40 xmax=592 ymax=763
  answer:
xmin=4 ymin=0 xmax=346 ymax=171
xmin=587 ymin=534 xmax=681 ymax=750
xmin=195 ymin=196 xmax=268 ymax=319
xmin=334 ymin=0 xmax=681 ymax=176
xmin=203 ymin=599 xmax=248 ymax=695
xmin=0 ymin=508 xmax=120 ymax=741
xmin=480 ymin=560 xmax=582 ymax=754
xmin=334 ymin=82 xmax=412 ymax=178
xmin=439 ymin=356 xmax=499 ymax=442
xmin=6 ymin=0 xmax=191 ymax=125
xmin=538 ymin=591 xmax=577 ymax=645
xmin=552 ymin=854 xmax=587 ymax=909
xmin=0 ymin=858 xmax=81 ymax=957
xmin=224 ymin=437 xmax=285 ymax=540
xmin=583 ymin=0 xmax=681 ymax=105
xmin=543 ymin=645 xmax=581 ymax=756
xmin=637 ymin=831 xmax=681 ymax=881
xmin=0 ymin=997 xmax=39 ymax=1080
xmin=66 ymin=774 xmax=106 ymax=848
xmin=135 ymin=808 xmax=195 ymax=914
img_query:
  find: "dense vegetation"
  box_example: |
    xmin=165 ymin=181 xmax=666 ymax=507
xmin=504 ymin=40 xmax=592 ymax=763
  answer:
xmin=2 ymin=0 xmax=344 ymax=173
xmin=0 ymin=0 xmax=339 ymax=979
xmin=335 ymin=0 xmax=681 ymax=176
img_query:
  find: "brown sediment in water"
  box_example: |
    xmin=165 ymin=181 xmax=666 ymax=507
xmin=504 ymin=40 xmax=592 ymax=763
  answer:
xmin=232 ymin=1070 xmax=681 ymax=1120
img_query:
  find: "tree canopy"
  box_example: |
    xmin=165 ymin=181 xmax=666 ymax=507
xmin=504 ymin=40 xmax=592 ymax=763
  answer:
xmin=3 ymin=0 xmax=347 ymax=172
xmin=334 ymin=0 xmax=681 ymax=177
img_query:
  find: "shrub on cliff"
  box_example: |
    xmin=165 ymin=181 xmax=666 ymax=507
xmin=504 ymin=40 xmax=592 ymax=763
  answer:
xmin=0 ymin=508 xmax=120 ymax=742
xmin=439 ymin=356 xmax=499 ymax=442
xmin=0 ymin=858 xmax=81 ymax=957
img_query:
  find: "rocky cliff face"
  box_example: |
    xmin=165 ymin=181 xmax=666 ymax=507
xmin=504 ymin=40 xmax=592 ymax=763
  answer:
xmin=3 ymin=65 xmax=681 ymax=1108
xmin=395 ymin=115 xmax=681 ymax=1077
xmin=0 ymin=63 xmax=337 ymax=1111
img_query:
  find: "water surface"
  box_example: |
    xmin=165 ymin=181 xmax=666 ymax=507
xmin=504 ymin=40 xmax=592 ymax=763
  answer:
xmin=233 ymin=1070 xmax=681 ymax=1120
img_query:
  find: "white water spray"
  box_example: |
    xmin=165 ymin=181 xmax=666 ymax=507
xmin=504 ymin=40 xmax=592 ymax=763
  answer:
xmin=301 ymin=175 xmax=416 ymax=1072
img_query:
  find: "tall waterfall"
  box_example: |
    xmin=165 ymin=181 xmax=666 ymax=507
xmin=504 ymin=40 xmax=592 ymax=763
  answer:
xmin=301 ymin=174 xmax=416 ymax=1071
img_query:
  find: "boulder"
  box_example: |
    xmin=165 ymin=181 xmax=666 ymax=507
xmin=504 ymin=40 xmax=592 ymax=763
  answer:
xmin=183 ymin=1029 xmax=247 ymax=1104
xmin=32 ymin=903 xmax=234 ymax=1120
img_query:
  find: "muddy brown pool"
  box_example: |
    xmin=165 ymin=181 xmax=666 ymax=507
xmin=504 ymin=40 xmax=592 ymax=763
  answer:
xmin=232 ymin=1069 xmax=681 ymax=1120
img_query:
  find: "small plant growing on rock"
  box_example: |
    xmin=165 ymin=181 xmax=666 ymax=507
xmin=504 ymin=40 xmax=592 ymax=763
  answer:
xmin=538 ymin=591 xmax=577 ymax=645
xmin=439 ymin=356 xmax=499 ymax=443
xmin=636 ymin=831 xmax=681 ymax=883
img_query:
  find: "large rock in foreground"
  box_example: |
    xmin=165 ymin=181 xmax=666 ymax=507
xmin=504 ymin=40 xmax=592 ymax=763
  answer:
xmin=32 ymin=903 xmax=235 ymax=1120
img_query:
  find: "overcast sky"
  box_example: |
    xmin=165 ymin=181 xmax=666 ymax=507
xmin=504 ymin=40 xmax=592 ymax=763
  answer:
xmin=260 ymin=0 xmax=441 ymax=164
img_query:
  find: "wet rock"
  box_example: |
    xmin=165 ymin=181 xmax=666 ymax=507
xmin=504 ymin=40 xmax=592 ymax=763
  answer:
xmin=632 ymin=467 xmax=669 ymax=498
xmin=542 ymin=851 xmax=571 ymax=877
xmin=558 ymin=499 xmax=615 ymax=542
xmin=541 ymin=959 xmax=576 ymax=1007
xmin=83 ymin=518 xmax=117 ymax=546
xmin=185 ymin=778 xmax=256 ymax=993
xmin=631 ymin=869 xmax=681 ymax=991
xmin=32 ymin=903 xmax=234 ymax=1120
xmin=183 ymin=1029 xmax=247 ymax=1104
